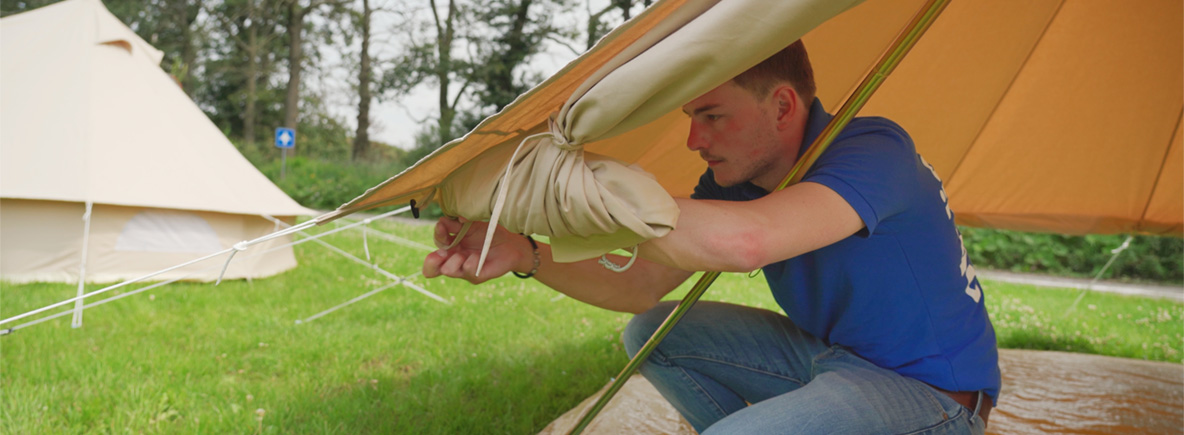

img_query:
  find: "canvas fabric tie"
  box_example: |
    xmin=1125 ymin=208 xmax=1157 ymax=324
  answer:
xmin=597 ymin=245 xmax=639 ymax=273
xmin=439 ymin=115 xmax=679 ymax=277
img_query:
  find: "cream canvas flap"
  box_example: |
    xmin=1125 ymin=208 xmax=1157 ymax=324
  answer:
xmin=558 ymin=0 xmax=865 ymax=144
xmin=438 ymin=123 xmax=679 ymax=264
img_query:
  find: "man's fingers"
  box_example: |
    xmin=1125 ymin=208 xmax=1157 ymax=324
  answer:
xmin=433 ymin=220 xmax=448 ymax=249
xmin=462 ymin=252 xmax=482 ymax=279
xmin=422 ymin=250 xmax=447 ymax=278
xmin=439 ymin=250 xmax=469 ymax=278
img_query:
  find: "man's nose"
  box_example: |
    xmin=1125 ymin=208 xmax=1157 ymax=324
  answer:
xmin=686 ymin=122 xmax=708 ymax=151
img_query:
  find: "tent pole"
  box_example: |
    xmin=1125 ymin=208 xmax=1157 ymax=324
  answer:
xmin=71 ymin=201 xmax=94 ymax=329
xmin=566 ymin=0 xmax=951 ymax=433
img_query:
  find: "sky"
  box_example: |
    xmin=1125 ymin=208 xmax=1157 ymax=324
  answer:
xmin=320 ymin=1 xmax=618 ymax=150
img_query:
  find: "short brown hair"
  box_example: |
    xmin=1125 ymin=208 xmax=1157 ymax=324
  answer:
xmin=732 ymin=40 xmax=816 ymax=103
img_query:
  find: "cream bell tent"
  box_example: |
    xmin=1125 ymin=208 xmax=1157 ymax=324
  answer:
xmin=0 ymin=0 xmax=314 ymax=284
xmin=321 ymin=0 xmax=1181 ymax=254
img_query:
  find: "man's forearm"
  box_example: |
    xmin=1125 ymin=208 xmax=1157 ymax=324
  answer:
xmin=638 ymin=198 xmax=772 ymax=273
xmin=639 ymin=186 xmax=866 ymax=273
xmin=522 ymin=242 xmax=692 ymax=314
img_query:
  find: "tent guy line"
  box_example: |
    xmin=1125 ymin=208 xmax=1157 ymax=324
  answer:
xmin=1 ymin=206 xmax=434 ymax=335
xmin=262 ymin=214 xmax=449 ymax=305
xmin=294 ymin=272 xmax=427 ymax=325
xmin=353 ymin=224 xmax=435 ymax=252
xmin=302 ymin=235 xmax=444 ymax=303
xmin=0 ymin=221 xmax=312 ymax=327
xmin=0 ymin=207 xmax=426 ymax=329
xmin=1 ymin=229 xmax=316 ymax=335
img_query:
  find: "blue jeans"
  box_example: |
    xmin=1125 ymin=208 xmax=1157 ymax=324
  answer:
xmin=624 ymin=301 xmax=986 ymax=434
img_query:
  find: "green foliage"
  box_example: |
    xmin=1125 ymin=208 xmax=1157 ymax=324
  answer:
xmin=961 ymin=227 xmax=1184 ymax=284
xmin=0 ymin=0 xmax=57 ymax=17
xmin=254 ymin=155 xmax=404 ymax=212
xmin=231 ymin=108 xmax=410 ymax=213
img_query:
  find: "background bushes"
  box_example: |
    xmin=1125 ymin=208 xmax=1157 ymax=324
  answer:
xmin=255 ymin=156 xmax=405 ymax=212
xmin=961 ymin=227 xmax=1183 ymax=284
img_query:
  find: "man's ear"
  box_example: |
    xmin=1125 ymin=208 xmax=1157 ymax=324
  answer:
xmin=772 ymin=85 xmax=799 ymax=129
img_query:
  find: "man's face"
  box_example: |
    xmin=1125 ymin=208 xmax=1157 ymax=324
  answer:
xmin=681 ymin=81 xmax=797 ymax=189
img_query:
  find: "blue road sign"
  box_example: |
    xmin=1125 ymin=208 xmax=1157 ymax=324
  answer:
xmin=275 ymin=127 xmax=295 ymax=149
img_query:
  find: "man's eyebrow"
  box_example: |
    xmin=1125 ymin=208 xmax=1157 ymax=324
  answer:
xmin=682 ymin=104 xmax=720 ymax=116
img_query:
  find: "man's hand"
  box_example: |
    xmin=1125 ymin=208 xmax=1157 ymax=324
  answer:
xmin=422 ymin=217 xmax=531 ymax=284
xmin=424 ymin=217 xmax=691 ymax=313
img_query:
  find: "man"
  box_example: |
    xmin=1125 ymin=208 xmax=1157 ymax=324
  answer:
xmin=423 ymin=41 xmax=1000 ymax=434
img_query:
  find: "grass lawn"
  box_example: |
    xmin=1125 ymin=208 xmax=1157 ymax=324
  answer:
xmin=2 ymin=219 xmax=1180 ymax=434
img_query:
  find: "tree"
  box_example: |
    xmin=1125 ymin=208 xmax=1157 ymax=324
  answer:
xmin=428 ymin=0 xmax=464 ymax=148
xmin=584 ymin=0 xmax=649 ymax=50
xmin=282 ymin=0 xmax=346 ymax=132
xmin=466 ymin=0 xmax=549 ymax=115
xmin=382 ymin=0 xmax=574 ymax=157
xmin=352 ymin=0 xmax=374 ymax=160
xmin=205 ymin=0 xmax=286 ymax=146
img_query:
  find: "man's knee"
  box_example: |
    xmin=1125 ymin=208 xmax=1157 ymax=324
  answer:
xmin=622 ymin=300 xmax=679 ymax=358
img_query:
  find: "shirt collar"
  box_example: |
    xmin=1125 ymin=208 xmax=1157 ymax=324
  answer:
xmin=798 ymin=97 xmax=833 ymax=161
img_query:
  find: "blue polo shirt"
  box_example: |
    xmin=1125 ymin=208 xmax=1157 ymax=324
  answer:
xmin=692 ymin=99 xmax=1001 ymax=400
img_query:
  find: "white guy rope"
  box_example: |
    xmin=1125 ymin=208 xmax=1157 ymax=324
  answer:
xmin=363 ymin=223 xmax=372 ymax=263
xmin=354 ymin=225 xmax=435 ymax=252
xmin=3 ymin=207 xmax=419 ymax=334
xmin=261 ymin=211 xmax=448 ymax=305
xmin=294 ymin=272 xmax=427 ymax=324
xmin=296 ymin=281 xmax=401 ymax=324
xmin=1067 ymin=234 xmax=1135 ymax=314
xmin=293 ymin=228 xmax=449 ymax=305
xmin=334 ymin=217 xmax=435 ymax=252
xmin=71 ymin=201 xmax=94 ymax=328
xmin=0 ymin=219 xmax=318 ymax=327
xmin=1 ymin=226 xmax=311 ymax=334
xmin=214 ymin=241 xmax=250 ymax=285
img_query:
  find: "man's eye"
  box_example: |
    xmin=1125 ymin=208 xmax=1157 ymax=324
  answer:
xmin=705 ymin=114 xmax=722 ymax=121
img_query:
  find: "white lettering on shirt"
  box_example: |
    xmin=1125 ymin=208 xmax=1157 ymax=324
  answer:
xmin=921 ymin=157 xmax=982 ymax=303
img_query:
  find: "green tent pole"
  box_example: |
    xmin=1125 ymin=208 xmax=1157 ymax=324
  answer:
xmin=566 ymin=0 xmax=951 ymax=433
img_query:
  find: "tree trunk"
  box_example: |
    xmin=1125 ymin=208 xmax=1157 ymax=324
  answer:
xmin=432 ymin=0 xmax=457 ymax=147
xmin=352 ymin=0 xmax=372 ymax=160
xmin=284 ymin=1 xmax=305 ymax=131
xmin=244 ymin=6 xmax=258 ymax=146
xmin=586 ymin=1 xmax=615 ymax=50
xmin=491 ymin=0 xmax=532 ymax=111
xmin=178 ymin=1 xmax=199 ymax=96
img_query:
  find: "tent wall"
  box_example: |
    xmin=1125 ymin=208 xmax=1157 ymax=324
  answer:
xmin=1 ymin=199 xmax=297 ymax=284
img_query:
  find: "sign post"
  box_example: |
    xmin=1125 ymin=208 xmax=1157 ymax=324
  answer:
xmin=275 ymin=127 xmax=295 ymax=179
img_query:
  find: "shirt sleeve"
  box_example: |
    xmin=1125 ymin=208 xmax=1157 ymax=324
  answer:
xmin=801 ymin=118 xmax=919 ymax=237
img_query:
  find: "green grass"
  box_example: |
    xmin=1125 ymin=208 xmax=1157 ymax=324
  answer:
xmin=2 ymin=220 xmax=1180 ymax=433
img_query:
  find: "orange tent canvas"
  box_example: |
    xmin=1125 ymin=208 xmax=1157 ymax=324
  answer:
xmin=331 ymin=0 xmax=1182 ymax=237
